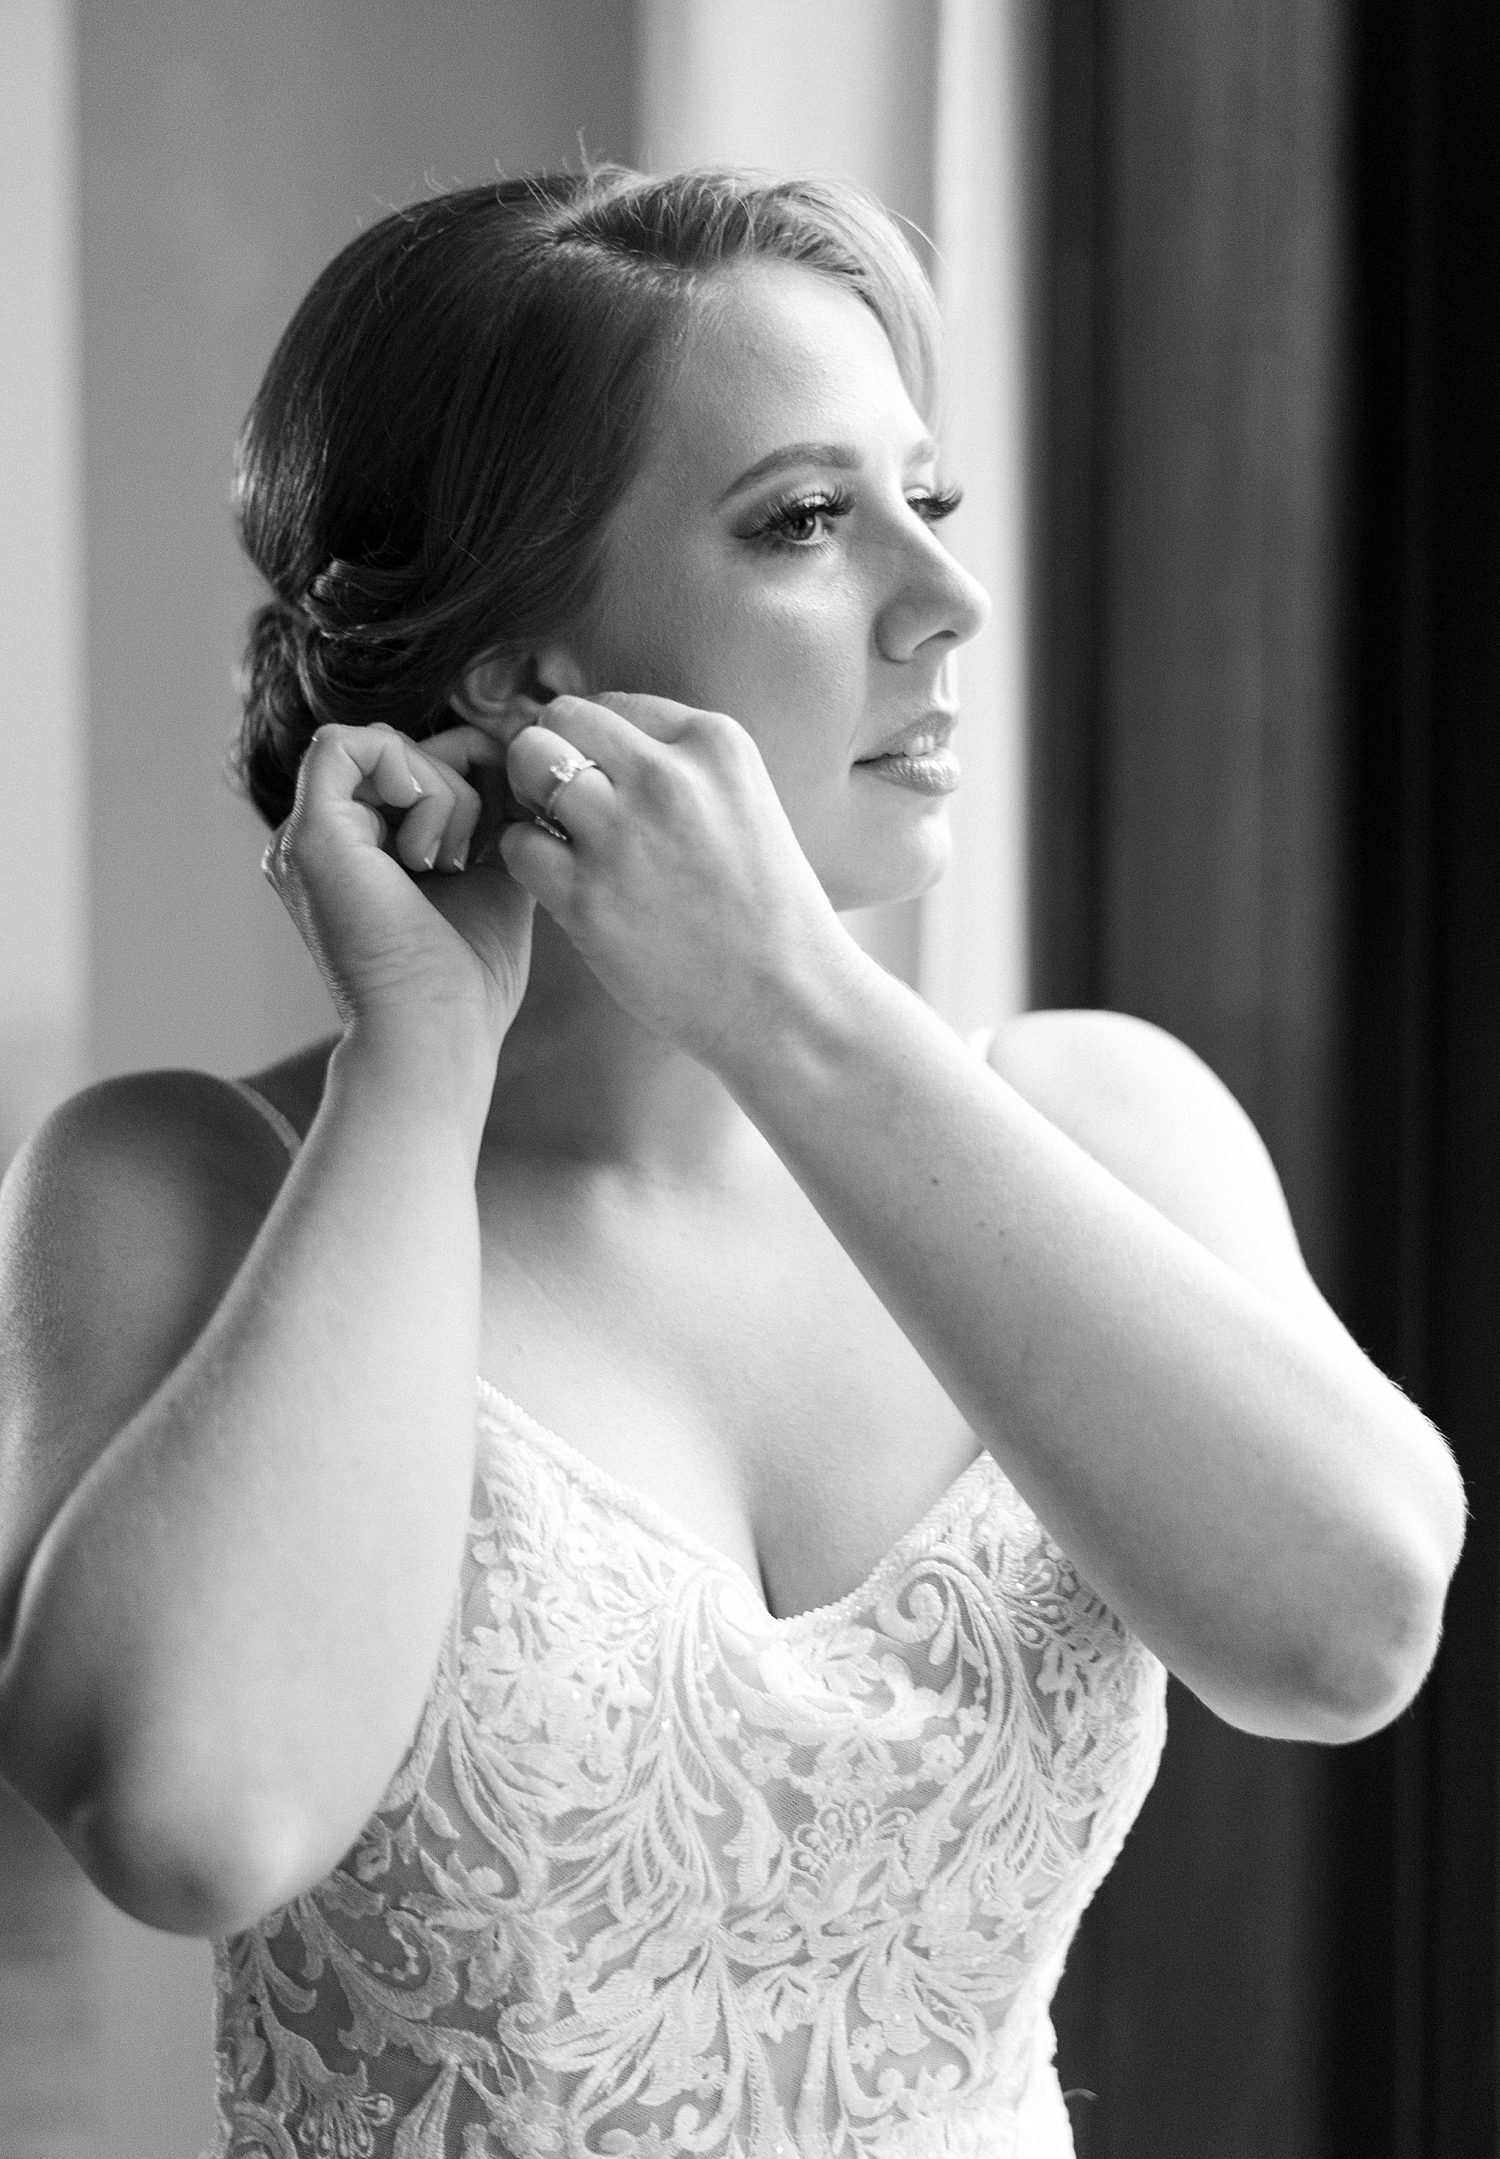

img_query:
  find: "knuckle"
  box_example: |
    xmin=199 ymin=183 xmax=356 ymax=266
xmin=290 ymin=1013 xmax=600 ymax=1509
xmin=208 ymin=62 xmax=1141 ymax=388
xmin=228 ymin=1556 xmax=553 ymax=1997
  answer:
xmin=684 ymin=707 xmax=737 ymax=756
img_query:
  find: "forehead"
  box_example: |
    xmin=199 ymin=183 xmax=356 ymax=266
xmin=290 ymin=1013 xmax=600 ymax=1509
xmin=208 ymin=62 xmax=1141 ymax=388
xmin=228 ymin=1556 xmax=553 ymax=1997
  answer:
xmin=639 ymin=260 xmax=925 ymax=496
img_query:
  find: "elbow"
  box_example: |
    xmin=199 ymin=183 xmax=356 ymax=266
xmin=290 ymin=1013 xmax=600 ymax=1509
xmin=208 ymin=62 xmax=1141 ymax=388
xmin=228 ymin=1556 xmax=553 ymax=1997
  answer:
xmin=1265 ymin=1528 xmax=1458 ymax=1746
xmin=1293 ymin=1639 xmax=1433 ymax=1748
xmin=1201 ymin=1497 xmax=1462 ymax=1746
xmin=69 ymin=1781 xmax=319 ymax=1937
xmin=0 ymin=1666 xmax=326 ymax=1935
xmin=1259 ymin=1420 xmax=1466 ymax=1745
xmin=1307 ymin=1444 xmax=1467 ymax=1744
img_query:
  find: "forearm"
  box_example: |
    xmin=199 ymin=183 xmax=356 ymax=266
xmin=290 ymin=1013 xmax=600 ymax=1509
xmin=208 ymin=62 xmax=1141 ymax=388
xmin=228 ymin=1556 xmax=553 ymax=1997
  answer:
xmin=716 ymin=933 xmax=1463 ymax=1740
xmin=4 ymin=1025 xmax=492 ymax=1925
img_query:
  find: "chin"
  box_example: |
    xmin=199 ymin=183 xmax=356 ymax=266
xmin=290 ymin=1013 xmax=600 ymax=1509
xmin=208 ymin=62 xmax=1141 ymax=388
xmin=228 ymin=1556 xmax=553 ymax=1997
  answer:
xmin=825 ymin=816 xmax=954 ymax=913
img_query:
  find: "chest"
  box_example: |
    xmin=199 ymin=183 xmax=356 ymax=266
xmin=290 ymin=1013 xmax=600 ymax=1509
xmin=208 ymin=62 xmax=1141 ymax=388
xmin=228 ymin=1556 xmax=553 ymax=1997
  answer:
xmin=475 ymin=1167 xmax=982 ymax=1623
xmin=231 ymin=1422 xmax=1169 ymax=2159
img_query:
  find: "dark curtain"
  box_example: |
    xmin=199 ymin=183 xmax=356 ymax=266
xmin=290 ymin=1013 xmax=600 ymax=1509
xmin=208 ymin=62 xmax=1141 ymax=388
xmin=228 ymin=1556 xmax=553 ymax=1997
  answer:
xmin=1034 ymin=4 xmax=1500 ymax=2154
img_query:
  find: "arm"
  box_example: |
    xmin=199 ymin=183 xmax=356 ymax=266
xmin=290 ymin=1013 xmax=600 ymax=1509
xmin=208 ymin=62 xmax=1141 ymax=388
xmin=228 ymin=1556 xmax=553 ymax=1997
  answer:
xmin=500 ymin=692 xmax=1466 ymax=1746
xmin=0 ymin=724 xmax=523 ymax=1935
xmin=714 ymin=957 xmax=1464 ymax=1742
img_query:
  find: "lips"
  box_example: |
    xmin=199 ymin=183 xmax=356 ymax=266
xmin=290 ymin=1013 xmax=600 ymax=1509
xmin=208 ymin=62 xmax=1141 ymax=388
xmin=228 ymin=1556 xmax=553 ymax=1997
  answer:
xmin=852 ymin=711 xmax=961 ymax=796
xmin=854 ymin=711 xmax=958 ymax=764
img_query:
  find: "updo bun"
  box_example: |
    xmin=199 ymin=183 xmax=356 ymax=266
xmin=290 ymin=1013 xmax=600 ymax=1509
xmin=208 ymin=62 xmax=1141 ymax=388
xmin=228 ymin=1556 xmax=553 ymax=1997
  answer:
xmin=230 ymin=167 xmax=942 ymax=828
xmin=234 ymin=598 xmax=315 ymax=828
xmin=234 ymin=560 xmax=465 ymax=827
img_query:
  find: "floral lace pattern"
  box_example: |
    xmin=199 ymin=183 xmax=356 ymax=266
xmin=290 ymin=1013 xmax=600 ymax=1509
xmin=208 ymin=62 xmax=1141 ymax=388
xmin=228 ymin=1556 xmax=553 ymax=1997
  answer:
xmin=210 ymin=1384 xmax=1166 ymax=2158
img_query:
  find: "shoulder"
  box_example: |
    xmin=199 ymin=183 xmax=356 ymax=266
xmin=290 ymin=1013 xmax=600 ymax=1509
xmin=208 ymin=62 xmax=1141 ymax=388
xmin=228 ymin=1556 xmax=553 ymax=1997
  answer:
xmin=0 ymin=1064 xmax=311 ymax=1394
xmin=4 ymin=1067 xmax=294 ymax=1242
xmin=0 ymin=1070 xmax=295 ymax=1640
xmin=986 ymin=1008 xmax=1268 ymax=1181
xmin=8 ymin=1026 xmax=335 ymax=1226
xmin=0 ymin=1065 xmax=294 ymax=1401
xmin=984 ymin=1008 xmax=1334 ymax=1325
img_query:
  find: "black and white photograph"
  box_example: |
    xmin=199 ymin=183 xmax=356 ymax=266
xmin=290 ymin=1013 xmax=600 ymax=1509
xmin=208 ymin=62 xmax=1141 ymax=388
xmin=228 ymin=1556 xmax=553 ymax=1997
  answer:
xmin=0 ymin=4 xmax=1496 ymax=2154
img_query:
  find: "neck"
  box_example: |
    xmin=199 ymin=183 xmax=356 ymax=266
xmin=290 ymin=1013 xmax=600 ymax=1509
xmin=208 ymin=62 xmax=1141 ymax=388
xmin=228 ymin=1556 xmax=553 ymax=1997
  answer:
xmin=484 ymin=912 xmax=768 ymax=1189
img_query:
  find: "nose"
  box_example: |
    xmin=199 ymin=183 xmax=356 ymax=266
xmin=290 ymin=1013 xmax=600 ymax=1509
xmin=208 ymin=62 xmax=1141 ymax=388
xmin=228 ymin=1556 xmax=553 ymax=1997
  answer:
xmin=874 ymin=517 xmax=992 ymax=664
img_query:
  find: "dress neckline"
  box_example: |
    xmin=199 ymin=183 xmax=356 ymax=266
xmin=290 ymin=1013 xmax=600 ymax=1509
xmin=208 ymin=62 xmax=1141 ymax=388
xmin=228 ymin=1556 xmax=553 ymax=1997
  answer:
xmin=474 ymin=1374 xmax=1002 ymax=1631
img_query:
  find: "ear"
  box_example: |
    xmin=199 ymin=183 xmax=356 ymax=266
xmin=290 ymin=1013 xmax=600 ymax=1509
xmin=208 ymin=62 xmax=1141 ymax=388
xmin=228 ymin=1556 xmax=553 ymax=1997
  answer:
xmin=449 ymin=645 xmax=590 ymax=735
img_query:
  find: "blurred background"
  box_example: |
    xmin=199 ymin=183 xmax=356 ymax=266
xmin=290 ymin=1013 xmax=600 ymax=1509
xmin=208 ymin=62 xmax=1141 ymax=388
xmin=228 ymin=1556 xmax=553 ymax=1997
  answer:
xmin=1 ymin=1 xmax=1496 ymax=2153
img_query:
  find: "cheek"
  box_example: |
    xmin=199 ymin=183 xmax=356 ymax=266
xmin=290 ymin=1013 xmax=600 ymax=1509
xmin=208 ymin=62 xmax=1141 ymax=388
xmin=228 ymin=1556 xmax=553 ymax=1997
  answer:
xmin=585 ymin=547 xmax=866 ymax=779
xmin=694 ymin=582 xmax=868 ymax=750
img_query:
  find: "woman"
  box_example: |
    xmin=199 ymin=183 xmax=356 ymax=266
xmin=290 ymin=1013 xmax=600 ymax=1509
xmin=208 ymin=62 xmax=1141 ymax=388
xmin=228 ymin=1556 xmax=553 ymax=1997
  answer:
xmin=0 ymin=168 xmax=1465 ymax=2157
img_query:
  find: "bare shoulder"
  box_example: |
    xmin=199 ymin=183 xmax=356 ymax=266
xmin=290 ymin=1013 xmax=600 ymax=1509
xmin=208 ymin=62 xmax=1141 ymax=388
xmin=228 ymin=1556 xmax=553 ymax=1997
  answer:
xmin=986 ymin=1008 xmax=1274 ymax=1196
xmin=986 ymin=1008 xmax=1337 ymax=1325
xmin=0 ymin=1070 xmax=292 ymax=1645
xmin=2 ymin=1066 xmax=294 ymax=1278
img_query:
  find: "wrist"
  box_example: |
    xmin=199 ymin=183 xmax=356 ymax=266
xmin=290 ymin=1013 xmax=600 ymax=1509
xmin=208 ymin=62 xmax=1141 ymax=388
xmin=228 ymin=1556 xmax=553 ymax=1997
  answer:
xmin=331 ymin=1007 xmax=500 ymax=1154
xmin=701 ymin=914 xmax=889 ymax=1099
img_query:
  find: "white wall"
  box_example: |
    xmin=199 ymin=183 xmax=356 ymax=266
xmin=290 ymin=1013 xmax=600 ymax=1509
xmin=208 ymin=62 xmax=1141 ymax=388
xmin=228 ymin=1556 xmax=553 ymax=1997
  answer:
xmin=0 ymin=0 xmax=89 ymax=1162
xmin=79 ymin=0 xmax=636 ymax=1084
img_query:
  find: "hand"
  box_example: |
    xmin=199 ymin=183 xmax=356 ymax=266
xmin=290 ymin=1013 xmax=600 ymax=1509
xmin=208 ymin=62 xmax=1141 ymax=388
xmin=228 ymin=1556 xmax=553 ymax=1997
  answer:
xmin=497 ymin=693 xmax=843 ymax=1062
xmin=262 ymin=720 xmax=535 ymax=1056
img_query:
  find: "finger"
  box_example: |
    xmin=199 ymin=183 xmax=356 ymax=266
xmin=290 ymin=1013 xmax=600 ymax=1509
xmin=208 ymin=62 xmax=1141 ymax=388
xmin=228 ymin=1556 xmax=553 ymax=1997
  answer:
xmin=296 ymin=724 xmax=480 ymax=871
xmin=442 ymin=692 xmax=548 ymax=757
xmin=498 ymin=815 xmax=578 ymax=914
xmin=287 ymin=725 xmax=413 ymax=858
xmin=507 ymin=725 xmax=615 ymax=838
xmin=568 ymin=690 xmax=705 ymax=745
xmin=342 ymin=735 xmax=471 ymax=875
xmin=417 ymin=721 xmax=515 ymax=775
xmin=391 ymin=785 xmax=456 ymax=873
xmin=436 ymin=780 xmax=483 ymax=871
xmin=405 ymin=744 xmax=483 ymax=872
xmin=422 ymin=719 xmax=534 ymax=867
xmin=531 ymin=693 xmax=657 ymax=769
xmin=300 ymin=722 xmax=423 ymax=808
xmin=353 ymin=747 xmax=453 ymax=875
xmin=369 ymin=727 xmax=429 ymax=810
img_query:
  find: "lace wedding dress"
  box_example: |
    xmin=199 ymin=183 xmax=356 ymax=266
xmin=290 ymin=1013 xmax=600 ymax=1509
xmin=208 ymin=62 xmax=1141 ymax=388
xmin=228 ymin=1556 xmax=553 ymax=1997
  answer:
xmin=208 ymin=1083 xmax=1167 ymax=2159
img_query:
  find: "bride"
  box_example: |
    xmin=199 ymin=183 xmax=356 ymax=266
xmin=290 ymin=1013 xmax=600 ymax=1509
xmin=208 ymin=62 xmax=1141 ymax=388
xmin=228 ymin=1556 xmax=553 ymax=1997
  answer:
xmin=0 ymin=166 xmax=1464 ymax=2156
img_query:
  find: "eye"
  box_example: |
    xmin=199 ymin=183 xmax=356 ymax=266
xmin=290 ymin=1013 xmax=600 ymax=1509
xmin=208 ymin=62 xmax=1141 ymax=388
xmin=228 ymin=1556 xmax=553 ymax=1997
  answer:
xmin=908 ymin=482 xmax=964 ymax=524
xmin=747 ymin=486 xmax=854 ymax=552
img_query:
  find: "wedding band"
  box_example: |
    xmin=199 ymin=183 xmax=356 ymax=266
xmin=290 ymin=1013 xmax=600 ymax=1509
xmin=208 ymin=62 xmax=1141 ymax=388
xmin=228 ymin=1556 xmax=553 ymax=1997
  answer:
xmin=540 ymin=752 xmax=599 ymax=826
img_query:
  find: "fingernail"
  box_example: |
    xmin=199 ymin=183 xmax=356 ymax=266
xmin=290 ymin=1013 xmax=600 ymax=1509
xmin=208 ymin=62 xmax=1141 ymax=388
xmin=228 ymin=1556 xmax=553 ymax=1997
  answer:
xmin=419 ymin=840 xmax=439 ymax=872
xmin=450 ymin=838 xmax=470 ymax=872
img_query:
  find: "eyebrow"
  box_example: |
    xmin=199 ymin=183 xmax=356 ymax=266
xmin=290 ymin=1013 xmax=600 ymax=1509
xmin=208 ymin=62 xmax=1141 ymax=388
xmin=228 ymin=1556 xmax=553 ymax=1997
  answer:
xmin=715 ymin=435 xmax=939 ymax=507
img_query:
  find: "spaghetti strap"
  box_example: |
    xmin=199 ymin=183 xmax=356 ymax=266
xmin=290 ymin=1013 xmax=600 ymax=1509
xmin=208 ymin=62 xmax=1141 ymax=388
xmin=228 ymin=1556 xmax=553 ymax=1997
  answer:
xmin=224 ymin=1077 xmax=303 ymax=1161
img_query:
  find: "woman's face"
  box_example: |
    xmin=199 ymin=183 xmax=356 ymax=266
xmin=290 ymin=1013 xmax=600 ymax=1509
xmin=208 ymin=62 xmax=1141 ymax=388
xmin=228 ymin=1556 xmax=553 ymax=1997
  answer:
xmin=572 ymin=261 xmax=991 ymax=911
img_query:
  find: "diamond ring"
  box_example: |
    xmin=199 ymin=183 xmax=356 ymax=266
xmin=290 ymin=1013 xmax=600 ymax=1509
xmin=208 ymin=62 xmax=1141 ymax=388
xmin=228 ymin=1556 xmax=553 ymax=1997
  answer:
xmin=539 ymin=751 xmax=600 ymax=829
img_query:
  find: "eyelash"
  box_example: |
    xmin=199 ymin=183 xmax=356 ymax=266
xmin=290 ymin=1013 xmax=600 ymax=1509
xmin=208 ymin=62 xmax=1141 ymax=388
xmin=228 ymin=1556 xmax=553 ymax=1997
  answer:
xmin=749 ymin=482 xmax=965 ymax=552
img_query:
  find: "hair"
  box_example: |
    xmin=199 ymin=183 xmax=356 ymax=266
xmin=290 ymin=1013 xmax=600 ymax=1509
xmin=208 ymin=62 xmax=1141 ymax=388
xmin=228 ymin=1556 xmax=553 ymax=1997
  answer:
xmin=230 ymin=164 xmax=944 ymax=827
